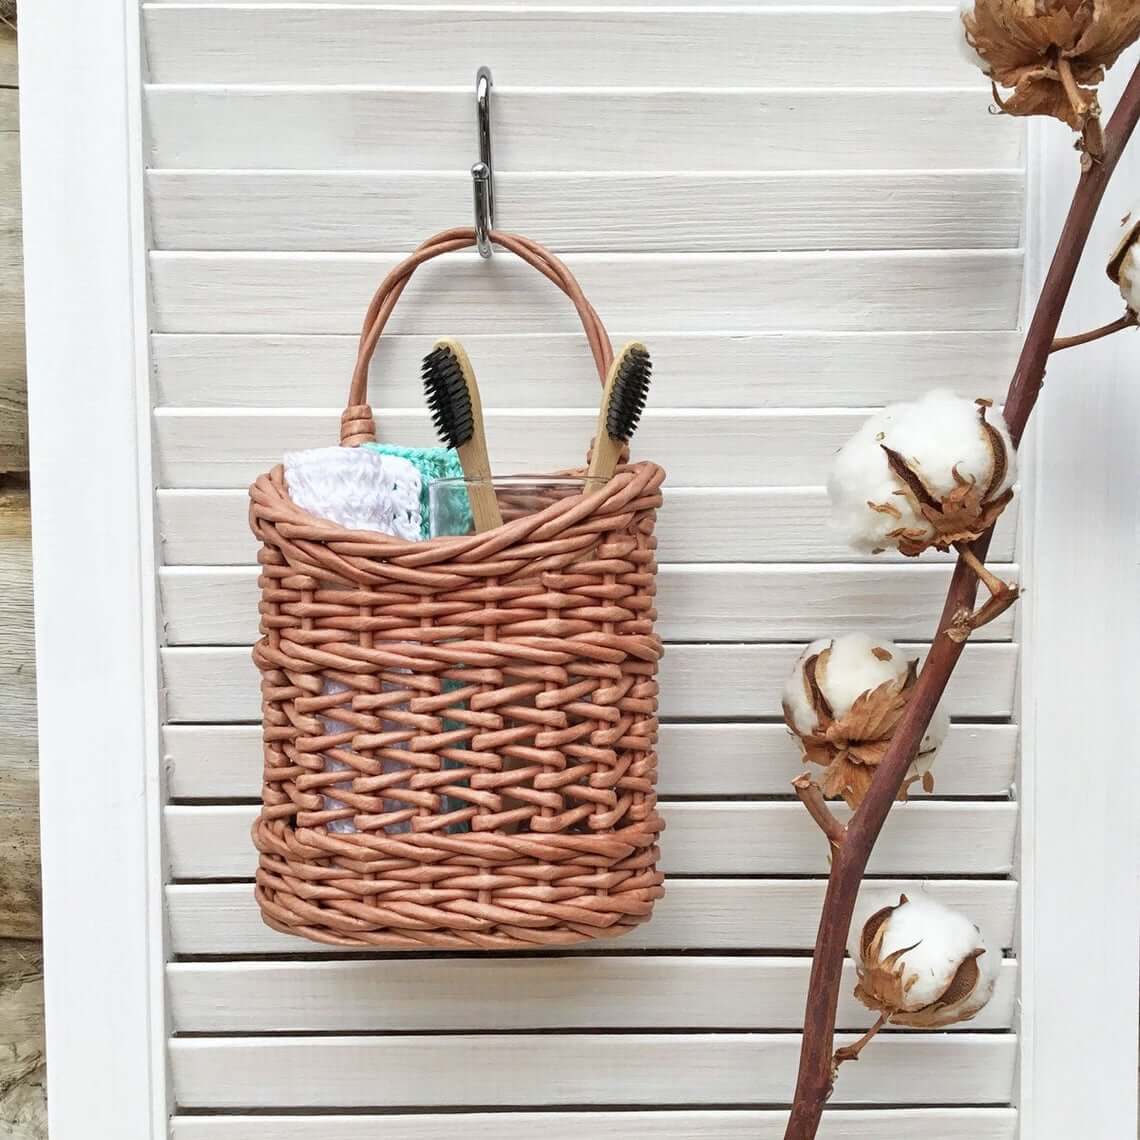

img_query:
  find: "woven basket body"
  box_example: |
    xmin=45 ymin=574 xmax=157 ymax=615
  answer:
xmin=248 ymin=229 xmax=666 ymax=949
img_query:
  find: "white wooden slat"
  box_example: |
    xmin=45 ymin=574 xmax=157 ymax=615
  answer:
xmin=146 ymin=171 xmax=1024 ymax=254
xmin=164 ymin=801 xmax=1017 ymax=879
xmin=144 ymin=88 xmax=1022 ymax=172
xmin=151 ymin=331 xmax=1023 ymax=409
xmin=148 ymin=251 xmax=1023 ymax=335
xmin=166 ymin=958 xmax=1018 ymax=1032
xmin=169 ymin=1033 xmax=1017 ymax=1107
xmin=164 ymin=722 xmax=1017 ymax=799
xmin=166 ymin=879 xmax=1019 ymax=955
xmin=170 ymin=1109 xmax=1019 ymax=1140
xmin=157 ymin=487 xmax=1020 ymax=565
xmin=160 ymin=642 xmax=1020 ymax=722
xmin=142 ymin=8 xmax=982 ymax=88
xmin=158 ymin=563 xmax=1019 ymax=646
xmin=154 ymin=408 xmax=1023 ymax=489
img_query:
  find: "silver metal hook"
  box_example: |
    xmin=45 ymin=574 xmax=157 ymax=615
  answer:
xmin=472 ymin=66 xmax=495 ymax=259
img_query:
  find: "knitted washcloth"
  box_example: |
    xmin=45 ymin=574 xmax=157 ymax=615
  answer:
xmin=364 ymin=443 xmax=465 ymax=539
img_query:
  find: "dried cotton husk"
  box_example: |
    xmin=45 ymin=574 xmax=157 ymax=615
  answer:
xmin=781 ymin=634 xmax=948 ymax=809
xmin=958 ymin=0 xmax=1140 ymax=143
xmin=1108 ymin=203 xmax=1140 ymax=311
xmin=828 ymin=389 xmax=1016 ymax=558
xmin=848 ymin=893 xmax=1000 ymax=1028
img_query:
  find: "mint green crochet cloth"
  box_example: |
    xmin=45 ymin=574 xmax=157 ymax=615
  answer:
xmin=363 ymin=443 xmax=465 ymax=540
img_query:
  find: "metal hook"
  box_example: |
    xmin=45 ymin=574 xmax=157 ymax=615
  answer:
xmin=472 ymin=66 xmax=495 ymax=258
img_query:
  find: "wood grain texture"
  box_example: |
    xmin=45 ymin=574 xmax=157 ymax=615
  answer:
xmin=153 ymin=408 xmax=1019 ymax=488
xmin=0 ymin=487 xmax=38 ymax=941
xmin=169 ymin=1110 xmax=1019 ymax=1140
xmin=158 ymin=563 xmax=1020 ymax=645
xmin=148 ymin=250 xmax=1023 ymax=335
xmin=166 ymin=879 xmax=1019 ymax=955
xmin=169 ymin=1033 xmax=1017 ymax=1108
xmin=0 ymin=941 xmax=47 ymax=1138
xmin=142 ymin=7 xmax=984 ymax=87
xmin=147 ymin=170 xmax=1024 ymax=254
xmin=163 ymin=721 xmax=1017 ymax=800
xmin=166 ymin=957 xmax=1018 ymax=1033
xmin=157 ymin=487 xmax=1020 ymax=566
xmin=164 ymin=801 xmax=1017 ymax=879
xmin=144 ymin=87 xmax=1023 ymax=172
xmin=160 ymin=642 xmax=1020 ymax=723
xmin=152 ymin=331 xmax=1022 ymax=409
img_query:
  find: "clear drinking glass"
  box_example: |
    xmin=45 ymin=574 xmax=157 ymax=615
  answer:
xmin=429 ymin=475 xmax=589 ymax=538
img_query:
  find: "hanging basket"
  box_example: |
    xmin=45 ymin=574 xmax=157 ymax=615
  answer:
xmin=248 ymin=228 xmax=667 ymax=949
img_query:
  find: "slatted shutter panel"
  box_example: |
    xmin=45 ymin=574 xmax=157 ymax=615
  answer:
xmin=144 ymin=4 xmax=1023 ymax=1135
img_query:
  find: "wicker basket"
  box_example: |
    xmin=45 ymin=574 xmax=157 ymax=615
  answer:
xmin=248 ymin=228 xmax=667 ymax=949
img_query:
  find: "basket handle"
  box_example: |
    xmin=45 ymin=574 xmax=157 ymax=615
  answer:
xmin=341 ymin=227 xmax=615 ymax=446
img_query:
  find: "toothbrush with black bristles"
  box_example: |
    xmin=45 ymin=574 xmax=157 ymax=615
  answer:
xmin=585 ymin=341 xmax=653 ymax=487
xmin=422 ymin=338 xmax=504 ymax=533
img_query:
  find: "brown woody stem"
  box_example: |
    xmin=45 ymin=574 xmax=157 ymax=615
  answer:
xmin=792 ymin=774 xmax=847 ymax=850
xmin=783 ymin=58 xmax=1140 ymax=1140
xmin=833 ymin=1014 xmax=888 ymax=1069
xmin=1051 ymin=311 xmax=1137 ymax=352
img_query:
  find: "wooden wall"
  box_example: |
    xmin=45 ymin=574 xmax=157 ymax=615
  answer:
xmin=0 ymin=13 xmax=47 ymax=1138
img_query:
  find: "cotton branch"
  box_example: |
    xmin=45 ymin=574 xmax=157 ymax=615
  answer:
xmin=792 ymin=775 xmax=846 ymax=851
xmin=782 ymin=56 xmax=1140 ymax=1140
xmin=1051 ymin=310 xmax=1137 ymax=352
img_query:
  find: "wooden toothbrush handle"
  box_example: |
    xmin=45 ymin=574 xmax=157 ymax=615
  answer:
xmin=458 ymin=440 xmax=503 ymax=533
xmin=585 ymin=435 xmax=626 ymax=486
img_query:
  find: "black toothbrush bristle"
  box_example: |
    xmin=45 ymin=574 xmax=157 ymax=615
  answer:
xmin=422 ymin=344 xmax=475 ymax=449
xmin=606 ymin=344 xmax=652 ymax=442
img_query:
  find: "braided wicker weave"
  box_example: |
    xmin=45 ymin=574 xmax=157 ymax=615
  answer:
xmin=249 ymin=228 xmax=667 ymax=949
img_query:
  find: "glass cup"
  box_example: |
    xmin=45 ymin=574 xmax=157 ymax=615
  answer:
xmin=429 ymin=475 xmax=588 ymax=538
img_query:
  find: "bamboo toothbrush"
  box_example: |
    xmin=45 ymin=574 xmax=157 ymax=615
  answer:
xmin=585 ymin=341 xmax=653 ymax=487
xmin=422 ymin=338 xmax=504 ymax=533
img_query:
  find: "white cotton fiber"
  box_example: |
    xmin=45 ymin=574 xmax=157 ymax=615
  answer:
xmin=828 ymin=390 xmax=1016 ymax=555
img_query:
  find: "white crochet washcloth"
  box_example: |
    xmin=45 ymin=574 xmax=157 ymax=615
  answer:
xmin=283 ymin=446 xmax=422 ymax=834
xmin=284 ymin=445 xmax=421 ymax=539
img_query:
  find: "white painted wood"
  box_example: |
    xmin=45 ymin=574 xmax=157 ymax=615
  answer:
xmin=170 ymin=1110 xmax=1019 ymax=1140
xmin=153 ymin=408 xmax=1016 ymax=489
xmin=164 ymin=722 xmax=1017 ymax=799
xmin=151 ymin=331 xmax=1022 ymax=409
xmin=147 ymin=170 xmax=1024 ymax=254
xmin=144 ymin=87 xmax=1023 ymax=171
xmin=166 ymin=878 xmax=1020 ymax=955
xmin=142 ymin=7 xmax=984 ymax=87
xmin=161 ymin=642 xmax=1020 ymax=723
xmin=169 ymin=1033 xmax=1017 ymax=1108
xmin=164 ymin=801 xmax=1018 ymax=879
xmin=157 ymin=486 xmax=1021 ymax=565
xmin=166 ymin=958 xmax=1019 ymax=1032
xmin=1016 ymin=49 xmax=1140 ymax=1140
xmin=171 ymin=1109 xmax=1019 ymax=1140
xmin=19 ymin=0 xmax=168 ymax=1136
xmin=148 ymin=250 xmax=1023 ymax=335
xmin=158 ymin=563 xmax=1020 ymax=645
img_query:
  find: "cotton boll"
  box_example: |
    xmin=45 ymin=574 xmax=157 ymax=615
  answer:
xmin=828 ymin=412 xmax=933 ymax=554
xmin=828 ymin=389 xmax=1017 ymax=557
xmin=782 ymin=634 xmax=949 ymax=807
xmin=1108 ymin=204 xmax=1140 ymax=312
xmin=849 ymin=893 xmax=1000 ymax=1027
xmin=884 ymin=390 xmax=1015 ymax=500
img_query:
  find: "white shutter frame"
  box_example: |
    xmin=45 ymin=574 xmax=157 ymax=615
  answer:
xmin=21 ymin=2 xmax=169 ymax=1138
